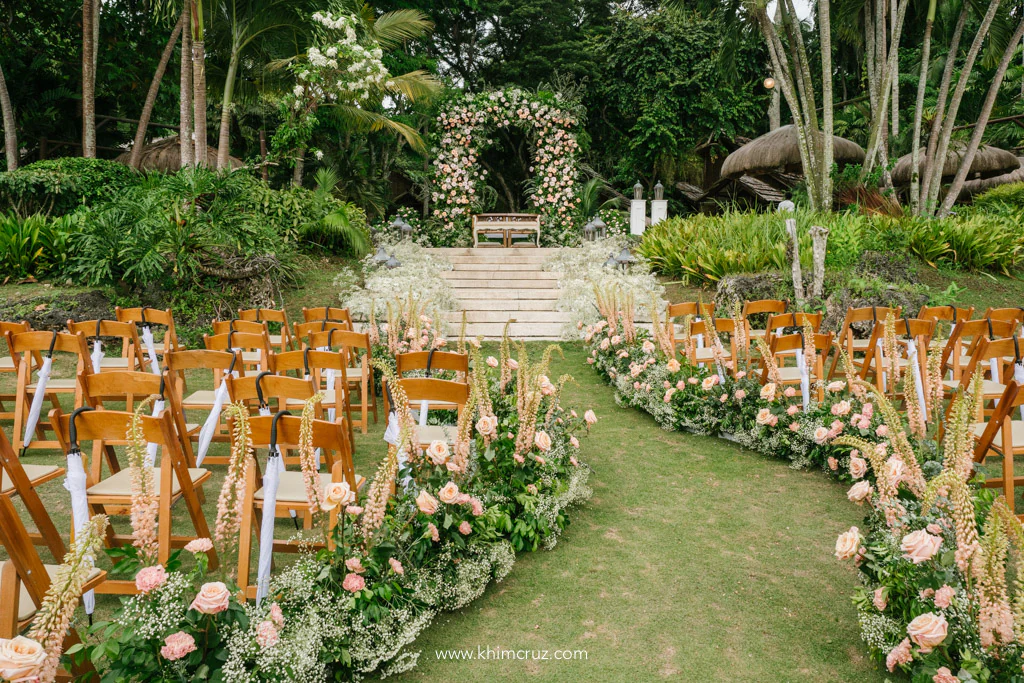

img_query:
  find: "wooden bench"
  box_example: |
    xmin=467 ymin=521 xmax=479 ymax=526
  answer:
xmin=472 ymin=213 xmax=541 ymax=248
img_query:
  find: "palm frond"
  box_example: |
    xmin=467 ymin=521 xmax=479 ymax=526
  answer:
xmin=330 ymin=105 xmax=427 ymax=152
xmin=370 ymin=9 xmax=434 ymax=49
xmin=386 ymin=70 xmax=443 ymax=103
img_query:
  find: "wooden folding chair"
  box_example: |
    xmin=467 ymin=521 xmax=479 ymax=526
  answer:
xmin=309 ymin=329 xmax=377 ymax=434
xmin=50 ymin=407 xmax=218 ymax=593
xmin=114 ymin=307 xmax=181 ymax=361
xmin=164 ymin=349 xmax=243 ymax=465
xmin=227 ymin=373 xmax=321 ymax=461
xmin=973 ymin=380 xmax=1024 ymax=516
xmin=6 ymin=330 xmax=91 ymax=452
xmin=943 ymin=337 xmax=1021 ymax=415
xmin=981 ymin=308 xmax=1024 ymax=325
xmin=827 ymin=305 xmax=902 ymax=378
xmin=238 ymin=308 xmax=294 ymax=353
xmin=0 ymin=426 xmax=65 ymax=560
xmin=384 ymin=377 xmax=470 ymax=448
xmin=684 ymin=319 xmax=743 ymax=374
xmin=272 ymin=349 xmax=353 ymax=449
xmin=918 ymin=305 xmax=975 ymax=325
xmin=293 ymin=320 xmax=351 ymax=349
xmin=0 ymin=493 xmax=105 ymax=681
xmin=761 ymin=332 xmax=833 ymax=401
xmin=236 ymin=413 xmax=361 ymax=600
xmin=212 ymin=319 xmax=266 ymax=337
xmin=302 ymin=306 xmax=353 ymax=327
xmin=205 ymin=330 xmax=272 ymax=374
xmin=0 ymin=321 xmax=35 ymax=420
xmin=666 ymin=302 xmax=714 ymax=358
xmin=66 ymin=319 xmax=148 ymax=375
xmin=858 ymin=317 xmax=935 ymax=396
xmin=939 ymin=319 xmax=1015 ymax=381
xmin=741 ymin=299 xmax=787 ymax=342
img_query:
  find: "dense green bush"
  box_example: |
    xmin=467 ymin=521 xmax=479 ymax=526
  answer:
xmin=972 ymin=181 xmax=1024 ymax=213
xmin=0 ymin=158 xmax=141 ymax=217
xmin=0 ymin=212 xmax=74 ymax=279
xmin=905 ymin=213 xmax=1023 ymax=273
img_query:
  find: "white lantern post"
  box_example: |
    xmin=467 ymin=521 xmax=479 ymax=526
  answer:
xmin=650 ymin=180 xmax=667 ymax=225
xmin=629 ymin=180 xmax=646 ymax=236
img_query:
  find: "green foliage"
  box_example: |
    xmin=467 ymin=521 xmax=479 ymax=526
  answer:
xmin=0 ymin=212 xmax=73 ymax=279
xmin=0 ymin=158 xmax=140 ymax=217
xmin=972 ymin=181 xmax=1024 ymax=213
xmin=905 ymin=213 xmax=1024 ymax=274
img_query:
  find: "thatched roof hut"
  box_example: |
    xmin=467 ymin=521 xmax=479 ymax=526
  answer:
xmin=720 ymin=125 xmax=865 ymax=178
xmin=957 ymin=158 xmax=1024 ymax=200
xmin=891 ymin=144 xmax=1018 ymax=186
xmin=114 ymin=137 xmax=244 ymax=172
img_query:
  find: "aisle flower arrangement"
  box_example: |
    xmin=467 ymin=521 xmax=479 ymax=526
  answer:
xmin=75 ymin=339 xmax=593 ymax=682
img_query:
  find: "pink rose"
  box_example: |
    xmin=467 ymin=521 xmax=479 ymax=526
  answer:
xmin=907 ymin=612 xmax=948 ymax=652
xmin=269 ymin=603 xmax=284 ymax=627
xmin=513 ymin=453 xmax=525 ymax=464
xmin=345 ymin=505 xmax=363 ymax=515
xmin=570 ymin=435 xmax=580 ymax=449
xmin=342 ymin=573 xmax=365 ymax=593
xmin=901 ymin=529 xmax=942 ymax=564
xmin=416 ymin=491 xmax=439 ymax=514
xmin=190 ymin=581 xmax=230 ymax=615
xmin=876 ymin=425 xmax=889 ymax=437
xmin=486 ymin=356 xmax=499 ymax=367
xmin=828 ymin=457 xmax=838 ymax=471
xmin=734 ymin=390 xmax=746 ymax=400
xmin=786 ymin=405 xmax=800 ymax=416
xmin=849 ymin=456 xmax=867 ymax=479
xmin=783 ymin=386 xmax=797 ymax=398
xmin=584 ymin=410 xmax=597 ymax=425
xmin=813 ymin=426 xmax=830 ymax=444
xmin=256 ymin=620 xmax=279 ymax=648
xmin=570 ymin=456 xmax=579 ymax=467
xmin=469 ymin=498 xmax=484 ymax=516
xmin=847 ymin=481 xmax=872 ymax=504
xmin=789 ymin=422 xmax=800 ymax=432
xmin=831 ymin=400 xmax=851 ymax=416
xmin=458 ymin=521 xmax=472 ymax=535
xmin=389 ymin=557 xmax=405 ymax=575
xmin=160 ymin=632 xmax=197 ymax=661
xmin=135 ymin=565 xmax=168 ymax=593
xmin=507 ymin=359 xmax=519 ymax=370
xmin=184 ymin=538 xmax=213 ymax=554
xmin=438 ymin=482 xmax=461 ymax=504
xmin=427 ymin=523 xmax=440 ymax=542
xmin=873 ymin=587 xmax=887 ymax=611
xmin=688 ymin=377 xmax=699 ymax=385
xmin=933 ymin=667 xmax=958 ymax=683
xmin=345 ymin=556 xmax=366 ymax=574
xmin=885 ymin=638 xmax=912 ymax=672
xmin=933 ymin=585 xmax=955 ymax=609
xmin=534 ymin=430 xmax=552 ymax=451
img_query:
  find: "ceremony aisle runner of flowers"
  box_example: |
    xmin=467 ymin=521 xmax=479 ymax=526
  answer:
xmin=580 ymin=295 xmax=1024 ymax=682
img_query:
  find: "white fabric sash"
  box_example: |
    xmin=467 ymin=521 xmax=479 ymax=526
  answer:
xmin=195 ymin=379 xmax=230 ymax=466
xmin=145 ymin=399 xmax=164 ymax=467
xmin=795 ymin=349 xmax=810 ymax=410
xmin=903 ymin=341 xmax=928 ymax=419
xmin=141 ymin=326 xmax=161 ymax=376
xmin=255 ymin=449 xmax=281 ymax=605
xmin=1015 ymin=361 xmax=1024 ymax=419
xmin=22 ymin=357 xmax=53 ymax=448
xmin=64 ymin=451 xmax=95 ymax=613
xmin=90 ymin=340 xmax=104 ymax=374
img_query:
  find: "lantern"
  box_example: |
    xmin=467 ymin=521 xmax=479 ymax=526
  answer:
xmin=373 ymin=246 xmax=390 ymax=265
xmin=592 ymin=216 xmax=607 ymax=239
xmin=633 ymin=180 xmax=644 ymax=200
xmin=583 ymin=220 xmax=596 ymax=242
xmin=764 ymin=77 xmax=776 ymax=90
xmin=653 ymin=180 xmax=664 ymax=201
xmin=385 ymin=254 xmax=402 ymax=269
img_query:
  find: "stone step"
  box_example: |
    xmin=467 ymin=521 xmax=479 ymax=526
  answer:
xmin=446 ymin=279 xmax=558 ymax=289
xmin=445 ymin=257 xmax=554 ymax=267
xmin=463 ymin=322 xmax=566 ymax=338
xmin=443 ymin=310 xmax=571 ymax=323
xmin=454 ymin=289 xmax=561 ymax=300
xmin=442 ymin=270 xmax=558 ymax=281
xmin=455 ymin=299 xmax=559 ymax=311
xmin=447 ymin=263 xmax=558 ymax=272
xmin=430 ymin=247 xmax=563 ymax=256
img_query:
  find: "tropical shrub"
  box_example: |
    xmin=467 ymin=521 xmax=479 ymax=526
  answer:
xmin=0 ymin=158 xmax=140 ymax=217
xmin=0 ymin=212 xmax=74 ymax=279
xmin=972 ymin=181 xmax=1024 ymax=213
xmin=905 ymin=213 xmax=1024 ymax=273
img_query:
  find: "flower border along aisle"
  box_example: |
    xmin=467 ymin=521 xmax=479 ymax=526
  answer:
xmin=74 ymin=340 xmax=594 ymax=682
xmin=580 ymin=298 xmax=1024 ymax=681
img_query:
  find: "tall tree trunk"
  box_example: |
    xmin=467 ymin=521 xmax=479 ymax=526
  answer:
xmin=292 ymin=148 xmax=306 ymax=187
xmin=923 ymin=0 xmax=1001 ymax=214
xmin=769 ymin=4 xmax=782 ymax=130
xmin=919 ymin=6 xmax=966 ymax=213
xmin=819 ymin=0 xmax=834 ymax=205
xmin=940 ymin=17 xmax=1024 ymax=214
xmin=909 ymin=0 xmax=936 ymax=215
xmin=129 ymin=15 xmax=184 ymax=169
xmin=861 ymin=0 xmax=910 ymax=177
xmin=179 ymin=5 xmax=194 ymax=169
xmin=191 ymin=1 xmax=207 ymax=166
xmin=81 ymin=0 xmax=96 ymax=158
xmin=215 ymin=54 xmax=239 ymax=170
xmin=259 ymin=129 xmax=269 ymax=182
xmin=890 ymin=0 xmax=899 ymax=137
xmin=0 ymin=63 xmax=18 ymax=171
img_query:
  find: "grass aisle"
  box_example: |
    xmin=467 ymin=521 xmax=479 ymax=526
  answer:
xmin=394 ymin=343 xmax=886 ymax=682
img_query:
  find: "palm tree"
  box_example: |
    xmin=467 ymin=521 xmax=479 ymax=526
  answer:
xmin=81 ymin=0 xmax=96 ymax=158
xmin=180 ymin=2 xmax=194 ymax=168
xmin=129 ymin=14 xmax=186 ymax=169
xmin=192 ymin=0 xmax=208 ymax=165
xmin=212 ymin=0 xmax=301 ymax=170
xmin=0 ymin=62 xmax=18 ymax=171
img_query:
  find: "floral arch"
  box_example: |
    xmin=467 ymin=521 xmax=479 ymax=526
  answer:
xmin=431 ymin=89 xmax=581 ymax=245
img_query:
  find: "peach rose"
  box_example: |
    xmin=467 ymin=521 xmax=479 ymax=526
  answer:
xmin=847 ymin=481 xmax=873 ymax=504
xmin=570 ymin=435 xmax=580 ymax=448
xmin=534 ymin=430 xmax=551 ymax=452
xmin=783 ymin=386 xmax=797 ymax=398
xmin=835 ymin=526 xmax=860 ymax=560
xmin=826 ymin=381 xmax=846 ymax=392
xmin=426 ymin=440 xmax=450 ymax=465
xmin=476 ymin=415 xmax=498 ymax=437
xmin=345 ymin=556 xmax=365 ymax=574
xmin=507 ymin=359 xmax=519 ymax=370
xmin=849 ymin=456 xmax=867 ymax=479
xmin=701 ymin=375 xmax=719 ymax=391
xmin=486 ymin=356 xmax=499 ymax=368
xmin=190 ymin=581 xmax=230 ymax=615
xmin=933 ymin=667 xmax=958 ymax=683
xmin=135 ymin=564 xmax=168 ymax=593
xmin=886 ymin=456 xmax=905 ymax=484
xmin=416 ymin=490 xmax=439 ymax=514
xmin=666 ymin=359 xmax=681 ymax=373
xmin=886 ymin=638 xmax=912 ymax=672
xmin=160 ymin=632 xmax=196 ymax=661
xmin=321 ymin=481 xmax=356 ymax=511
xmin=389 ymin=557 xmax=405 ymax=575
xmin=458 ymin=521 xmax=472 ymax=535
xmin=901 ymin=529 xmax=942 ymax=564
xmin=786 ymin=405 xmax=800 ymax=416
xmin=185 ymin=538 xmax=213 ymax=554
xmin=759 ymin=383 xmax=776 ymax=401
xmin=813 ymin=426 xmax=830 ymax=444
xmin=438 ymin=482 xmax=460 ymax=505
xmin=256 ymin=620 xmax=279 ymax=649
xmin=933 ymin=585 xmax=955 ymax=609
xmin=427 ymin=522 xmax=440 ymax=541
xmin=342 ymin=573 xmax=365 ymax=593
xmin=0 ymin=636 xmax=46 ymax=680
xmin=907 ymin=612 xmax=948 ymax=652
xmin=831 ymin=400 xmax=851 ymax=416
xmin=873 ymin=587 xmax=888 ymax=611
xmin=584 ymin=410 xmax=597 ymax=425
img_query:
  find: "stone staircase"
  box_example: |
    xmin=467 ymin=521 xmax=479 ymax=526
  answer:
xmin=429 ymin=248 xmax=570 ymax=340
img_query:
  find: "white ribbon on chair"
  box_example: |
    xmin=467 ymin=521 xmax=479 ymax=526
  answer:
xmin=903 ymin=341 xmax=928 ymax=418
xmin=259 ymin=405 xmax=295 ymax=520
xmin=22 ymin=356 xmax=52 ymax=449
xmin=876 ymin=340 xmax=887 ymax=392
xmin=325 ymin=369 xmax=337 ymax=422
xmin=90 ymin=339 xmax=104 ymax=374
xmin=795 ymin=349 xmax=810 ymax=411
xmin=1015 ymin=361 xmax=1024 ymax=419
xmin=145 ymin=398 xmax=165 ymax=467
xmin=195 ymin=378 xmax=230 ymax=466
xmin=255 ymin=448 xmax=281 ymax=605
xmin=141 ymin=326 xmax=161 ymax=376
xmin=64 ymin=450 xmax=95 ymax=614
